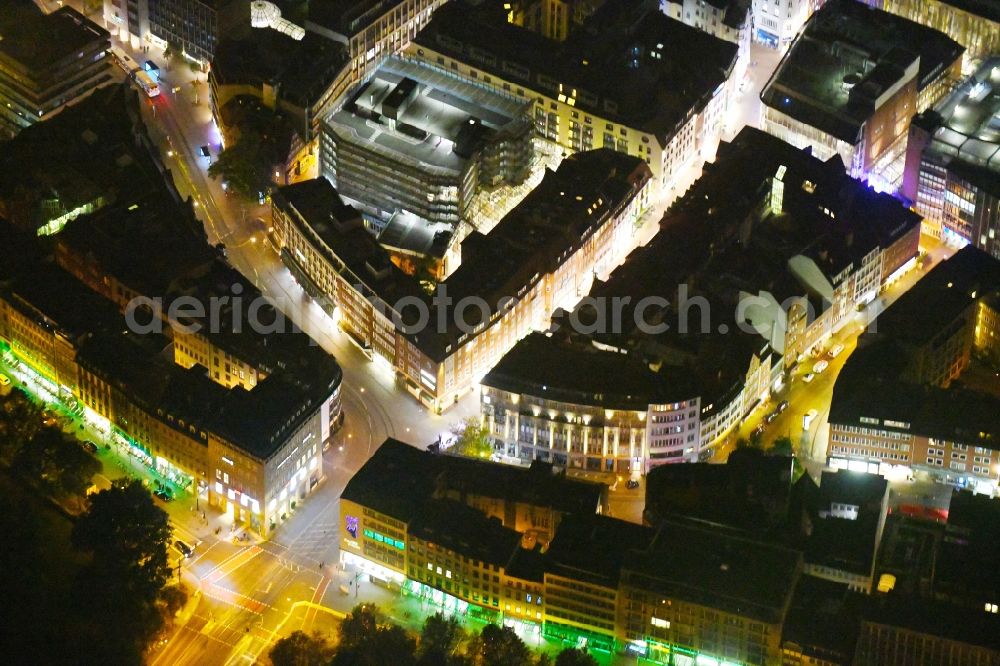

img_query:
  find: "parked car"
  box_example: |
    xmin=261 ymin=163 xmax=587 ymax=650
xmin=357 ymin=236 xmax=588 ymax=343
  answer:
xmin=765 ymin=412 xmax=778 ymax=424
xmin=81 ymin=440 xmax=99 ymax=454
xmin=626 ymin=479 xmax=640 ymax=490
xmin=776 ymin=400 xmax=790 ymax=413
xmin=802 ymin=373 xmax=815 ymax=384
xmin=813 ymin=360 xmax=829 ymax=374
xmin=154 ymin=488 xmax=173 ymax=502
xmin=829 ymin=343 xmax=845 ymax=358
xmin=0 ymin=373 xmax=10 ymax=387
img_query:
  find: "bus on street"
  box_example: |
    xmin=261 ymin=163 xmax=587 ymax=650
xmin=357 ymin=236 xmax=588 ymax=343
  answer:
xmin=133 ymin=69 xmax=160 ymax=98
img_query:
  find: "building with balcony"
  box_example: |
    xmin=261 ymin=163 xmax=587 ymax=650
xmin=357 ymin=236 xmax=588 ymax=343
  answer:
xmin=320 ymin=55 xmax=534 ymax=234
xmin=761 ymin=0 xmax=963 ymax=193
xmin=0 ymin=3 xmax=113 ymax=139
xmin=273 ymin=148 xmax=651 ymax=412
xmin=407 ymin=0 xmax=738 ymax=192
xmin=827 ymin=246 xmax=1000 ymax=494
xmin=903 ymin=57 xmax=1000 ymax=246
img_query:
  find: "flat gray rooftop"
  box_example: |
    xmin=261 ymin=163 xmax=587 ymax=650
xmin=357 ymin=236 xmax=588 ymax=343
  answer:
xmin=326 ymin=56 xmax=528 ymax=174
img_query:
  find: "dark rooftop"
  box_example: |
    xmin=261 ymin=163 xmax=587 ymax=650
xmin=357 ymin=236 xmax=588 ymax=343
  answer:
xmin=782 ymin=576 xmax=862 ymax=663
xmin=0 ymin=3 xmax=109 ymax=67
xmin=482 ymin=333 xmax=668 ymax=411
xmin=622 ymin=518 xmax=803 ymax=623
xmin=0 ymin=84 xmax=177 ymax=233
xmin=409 ymin=499 xmax=522 ymax=567
xmin=412 ymin=0 xmax=737 ymax=144
xmin=643 ymin=448 xmax=796 ymax=535
xmin=0 ymin=262 xmax=123 ymax=343
xmin=545 ymin=513 xmax=654 ymax=589
xmin=211 ymin=30 xmax=347 ymax=109
xmin=861 ymin=594 xmax=1000 ymax=653
xmin=77 ymin=328 xmax=342 ymax=460
xmin=761 ymin=0 xmax=963 ymax=144
xmin=830 ymin=339 xmax=1000 ymax=448
xmin=341 ymin=438 xmax=606 ymax=523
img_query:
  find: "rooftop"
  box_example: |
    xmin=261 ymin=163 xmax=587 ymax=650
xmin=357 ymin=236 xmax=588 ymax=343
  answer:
xmin=211 ymin=29 xmax=347 ymax=108
xmin=873 ymin=245 xmax=1000 ymax=345
xmin=412 ymin=0 xmax=737 ymax=143
xmin=0 ymin=263 xmax=123 ymax=342
xmin=482 ymin=333 xmax=669 ymax=411
xmin=916 ymin=57 xmax=1000 ymax=192
xmin=623 ymin=519 xmax=803 ymax=623
xmin=862 ymin=594 xmax=1000 ymax=652
xmin=544 ymin=513 xmax=655 ymax=589
xmin=341 ymin=438 xmax=607 ymax=523
xmin=761 ymin=0 xmax=963 ymax=144
xmin=273 ymin=178 xmax=427 ymax=306
xmin=643 ymin=448 xmax=796 ymax=535
xmin=327 ymin=56 xmax=531 ymax=175
xmin=409 ymin=499 xmax=522 ymax=567
xmin=0 ymin=3 xmax=109 ymax=67
xmin=782 ymin=576 xmax=862 ymax=662
xmin=76 ymin=328 xmax=342 ymax=460
xmin=0 ymin=84 xmax=177 ymax=233
xmin=830 ymin=339 xmax=1000 ymax=448
xmin=306 ymin=0 xmax=409 ymax=37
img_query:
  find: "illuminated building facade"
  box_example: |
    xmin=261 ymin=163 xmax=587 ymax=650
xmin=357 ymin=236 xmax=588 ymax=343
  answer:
xmin=341 ymin=447 xmax=802 ymax=666
xmin=904 ymin=58 xmax=1000 ymax=247
xmin=485 ymin=127 xmax=921 ymax=471
xmin=879 ymin=0 xmax=1000 ymax=65
xmin=761 ymin=0 xmax=963 ymax=193
xmin=320 ymin=56 xmax=534 ymax=233
xmin=827 ymin=247 xmax=1000 ymax=494
xmin=407 ymin=0 xmax=738 ymax=193
xmin=274 ymin=149 xmax=651 ymax=412
xmin=0 ymin=5 xmax=113 ymax=139
xmin=750 ymin=0 xmax=812 ymax=49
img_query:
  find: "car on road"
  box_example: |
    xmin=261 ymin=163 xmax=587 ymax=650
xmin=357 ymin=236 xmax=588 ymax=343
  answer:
xmin=80 ymin=440 xmax=99 ymax=454
xmin=813 ymin=360 xmax=829 ymax=374
xmin=627 ymin=479 xmax=640 ymax=489
xmin=802 ymin=373 xmax=815 ymax=384
xmin=198 ymin=145 xmax=210 ymax=158
xmin=0 ymin=373 xmax=10 ymax=387
xmin=776 ymin=400 xmax=789 ymax=413
xmin=804 ymin=408 xmax=819 ymax=429
xmin=829 ymin=343 xmax=845 ymax=358
xmin=765 ymin=412 xmax=778 ymax=424
xmin=154 ymin=488 xmax=173 ymax=502
xmin=174 ymin=540 xmax=194 ymax=558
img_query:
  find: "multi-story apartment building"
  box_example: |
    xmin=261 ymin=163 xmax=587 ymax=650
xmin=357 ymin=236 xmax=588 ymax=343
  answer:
xmin=484 ymin=127 xmax=921 ymax=470
xmin=878 ymin=0 xmax=1000 ymax=65
xmin=341 ymin=442 xmax=803 ymax=665
xmin=407 ymin=0 xmax=738 ymax=192
xmin=828 ymin=246 xmax=1000 ymax=494
xmin=321 ymin=56 xmax=534 ymax=234
xmin=751 ymin=0 xmax=812 ymax=48
xmin=274 ymin=148 xmax=651 ymax=412
xmin=0 ymin=4 xmax=113 ymax=139
xmin=761 ymin=0 xmax=963 ymax=193
xmin=904 ymin=58 xmax=1000 ymax=246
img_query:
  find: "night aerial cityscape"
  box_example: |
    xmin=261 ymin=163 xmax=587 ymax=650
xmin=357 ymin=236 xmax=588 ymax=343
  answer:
xmin=4 ymin=0 xmax=1000 ymax=665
